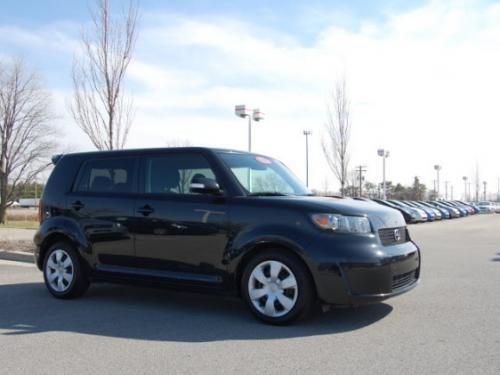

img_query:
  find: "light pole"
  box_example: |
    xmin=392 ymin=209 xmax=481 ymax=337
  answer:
xmin=497 ymin=178 xmax=500 ymax=202
xmin=462 ymin=176 xmax=468 ymax=201
xmin=235 ymin=105 xmax=264 ymax=152
xmin=434 ymin=165 xmax=442 ymax=199
xmin=445 ymin=181 xmax=449 ymax=200
xmin=483 ymin=181 xmax=487 ymax=201
xmin=377 ymin=149 xmax=389 ymax=199
xmin=451 ymin=184 xmax=454 ymax=200
xmin=303 ymin=130 xmax=312 ymax=187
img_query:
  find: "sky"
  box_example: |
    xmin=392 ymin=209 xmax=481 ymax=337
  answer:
xmin=1 ymin=0 xmax=500 ymax=198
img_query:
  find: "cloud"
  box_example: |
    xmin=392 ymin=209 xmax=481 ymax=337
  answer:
xmin=3 ymin=0 xmax=500 ymax=195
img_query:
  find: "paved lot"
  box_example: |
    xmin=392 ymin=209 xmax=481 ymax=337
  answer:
xmin=0 ymin=215 xmax=499 ymax=374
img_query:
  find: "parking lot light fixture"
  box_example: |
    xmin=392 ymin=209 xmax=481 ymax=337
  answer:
xmin=483 ymin=181 xmax=487 ymax=201
xmin=235 ymin=105 xmax=264 ymax=152
xmin=377 ymin=149 xmax=389 ymax=199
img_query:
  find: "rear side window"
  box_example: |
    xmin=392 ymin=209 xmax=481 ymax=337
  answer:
xmin=144 ymin=153 xmax=217 ymax=195
xmin=75 ymin=158 xmax=136 ymax=193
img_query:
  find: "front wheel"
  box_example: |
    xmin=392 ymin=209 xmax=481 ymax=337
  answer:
xmin=43 ymin=242 xmax=89 ymax=299
xmin=241 ymin=250 xmax=315 ymax=325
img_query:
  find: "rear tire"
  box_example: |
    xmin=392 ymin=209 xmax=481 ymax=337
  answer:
xmin=43 ymin=242 xmax=89 ymax=299
xmin=241 ymin=249 xmax=315 ymax=325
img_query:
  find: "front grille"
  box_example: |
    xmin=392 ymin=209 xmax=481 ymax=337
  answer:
xmin=392 ymin=270 xmax=417 ymax=290
xmin=378 ymin=226 xmax=408 ymax=246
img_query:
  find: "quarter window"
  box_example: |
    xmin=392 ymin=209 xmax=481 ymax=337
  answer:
xmin=75 ymin=158 xmax=136 ymax=193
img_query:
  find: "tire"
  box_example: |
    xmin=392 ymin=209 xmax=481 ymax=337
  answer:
xmin=241 ymin=249 xmax=315 ymax=325
xmin=43 ymin=241 xmax=89 ymax=299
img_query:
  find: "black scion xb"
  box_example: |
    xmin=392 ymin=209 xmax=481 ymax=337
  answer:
xmin=34 ymin=148 xmax=420 ymax=324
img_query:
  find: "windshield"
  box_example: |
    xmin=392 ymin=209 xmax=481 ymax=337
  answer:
xmin=218 ymin=152 xmax=311 ymax=196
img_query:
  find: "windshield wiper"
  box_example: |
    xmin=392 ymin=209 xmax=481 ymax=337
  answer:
xmin=248 ymin=192 xmax=290 ymax=196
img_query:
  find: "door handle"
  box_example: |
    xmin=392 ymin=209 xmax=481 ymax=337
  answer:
xmin=72 ymin=200 xmax=85 ymax=211
xmin=137 ymin=204 xmax=154 ymax=216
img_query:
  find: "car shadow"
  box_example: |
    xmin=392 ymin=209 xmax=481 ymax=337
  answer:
xmin=0 ymin=282 xmax=393 ymax=342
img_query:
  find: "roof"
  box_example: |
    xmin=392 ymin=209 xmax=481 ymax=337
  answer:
xmin=52 ymin=147 xmax=256 ymax=164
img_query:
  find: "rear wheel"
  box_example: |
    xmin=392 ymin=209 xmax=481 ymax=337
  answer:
xmin=43 ymin=242 xmax=89 ymax=299
xmin=241 ymin=250 xmax=315 ymax=325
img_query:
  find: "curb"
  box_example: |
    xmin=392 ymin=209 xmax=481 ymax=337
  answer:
xmin=0 ymin=250 xmax=34 ymax=264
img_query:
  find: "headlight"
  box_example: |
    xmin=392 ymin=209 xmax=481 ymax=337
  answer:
xmin=311 ymin=213 xmax=371 ymax=234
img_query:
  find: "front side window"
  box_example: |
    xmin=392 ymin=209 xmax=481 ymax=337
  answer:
xmin=75 ymin=158 xmax=136 ymax=193
xmin=144 ymin=153 xmax=218 ymax=195
xmin=218 ymin=152 xmax=310 ymax=196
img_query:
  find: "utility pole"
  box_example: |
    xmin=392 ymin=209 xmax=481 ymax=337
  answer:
xmin=434 ymin=165 xmax=442 ymax=199
xmin=303 ymin=130 xmax=312 ymax=187
xmin=497 ymin=178 xmax=500 ymax=202
xmin=356 ymin=165 xmax=367 ymax=197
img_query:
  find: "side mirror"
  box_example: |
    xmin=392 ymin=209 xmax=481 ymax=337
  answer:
xmin=190 ymin=177 xmax=222 ymax=195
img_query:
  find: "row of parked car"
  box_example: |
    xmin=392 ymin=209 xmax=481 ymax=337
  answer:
xmin=354 ymin=198 xmax=499 ymax=224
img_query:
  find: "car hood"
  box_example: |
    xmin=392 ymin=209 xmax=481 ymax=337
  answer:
xmin=250 ymin=196 xmax=406 ymax=230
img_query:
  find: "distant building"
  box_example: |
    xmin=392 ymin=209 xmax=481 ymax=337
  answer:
xmin=19 ymin=198 xmax=40 ymax=208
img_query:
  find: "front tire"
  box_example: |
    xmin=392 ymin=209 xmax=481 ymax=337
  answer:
xmin=43 ymin=242 xmax=89 ymax=299
xmin=241 ymin=249 xmax=315 ymax=325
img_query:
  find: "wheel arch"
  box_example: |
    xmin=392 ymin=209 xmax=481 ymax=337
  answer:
xmin=37 ymin=231 xmax=88 ymax=270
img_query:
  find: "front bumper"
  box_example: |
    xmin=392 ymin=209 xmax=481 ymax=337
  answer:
xmin=306 ymin=233 xmax=420 ymax=305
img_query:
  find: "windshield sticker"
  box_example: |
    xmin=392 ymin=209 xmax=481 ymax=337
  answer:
xmin=255 ymin=156 xmax=272 ymax=164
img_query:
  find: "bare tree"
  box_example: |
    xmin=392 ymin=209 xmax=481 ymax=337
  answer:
xmin=322 ymin=76 xmax=351 ymax=196
xmin=0 ymin=59 xmax=55 ymax=223
xmin=71 ymin=0 xmax=139 ymax=150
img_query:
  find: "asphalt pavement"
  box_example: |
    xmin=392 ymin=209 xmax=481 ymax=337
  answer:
xmin=0 ymin=214 xmax=499 ymax=374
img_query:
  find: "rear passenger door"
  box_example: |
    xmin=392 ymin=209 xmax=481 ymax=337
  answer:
xmin=134 ymin=152 xmax=229 ymax=286
xmin=68 ymin=157 xmax=138 ymax=267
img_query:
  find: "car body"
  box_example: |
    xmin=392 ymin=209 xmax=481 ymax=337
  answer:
xmin=439 ymin=201 xmax=468 ymax=217
xmin=455 ymin=201 xmax=479 ymax=214
xmin=418 ymin=201 xmax=450 ymax=219
xmin=451 ymin=201 xmax=474 ymax=215
xmin=372 ymin=199 xmax=417 ymax=223
xmin=388 ymin=200 xmax=428 ymax=222
xmin=34 ymin=148 xmax=420 ymax=324
xmin=476 ymin=201 xmax=495 ymax=213
xmin=427 ymin=201 xmax=460 ymax=218
xmin=405 ymin=200 xmax=441 ymax=220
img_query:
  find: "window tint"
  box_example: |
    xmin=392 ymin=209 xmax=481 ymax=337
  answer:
xmin=75 ymin=158 xmax=136 ymax=193
xmin=145 ymin=153 xmax=217 ymax=195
